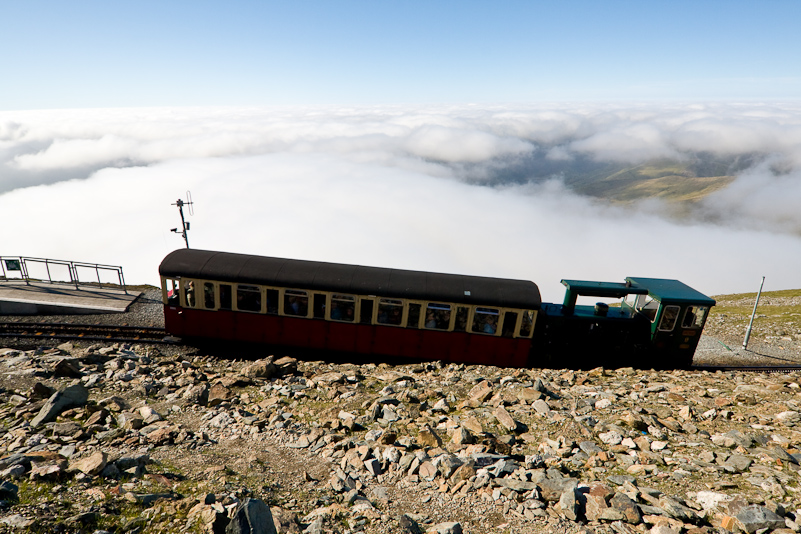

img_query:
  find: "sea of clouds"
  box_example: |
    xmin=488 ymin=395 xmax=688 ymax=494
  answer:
xmin=1 ymin=103 xmax=799 ymax=302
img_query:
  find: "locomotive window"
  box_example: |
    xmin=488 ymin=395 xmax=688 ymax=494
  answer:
xmin=658 ymin=305 xmax=680 ymax=331
xmin=237 ymin=284 xmax=262 ymax=312
xmin=453 ymin=306 xmax=469 ymax=332
xmin=284 ymin=289 xmax=309 ymax=317
xmin=219 ymin=284 xmax=232 ymax=310
xmin=406 ymin=303 xmax=421 ymax=329
xmin=502 ymin=311 xmax=518 ymax=338
xmin=330 ymin=294 xmax=356 ymax=322
xmin=425 ymin=303 xmax=451 ymax=330
xmin=182 ymin=280 xmax=196 ymax=308
xmin=682 ymin=306 xmax=708 ymax=328
xmin=519 ymin=310 xmax=535 ymax=337
xmin=203 ymin=282 xmax=215 ymax=309
xmin=628 ymin=295 xmax=659 ymax=322
xmin=471 ymin=307 xmax=499 ymax=335
xmin=377 ymin=298 xmax=403 ymax=326
xmin=360 ymin=299 xmax=374 ymax=324
xmin=266 ymin=289 xmax=279 ymax=314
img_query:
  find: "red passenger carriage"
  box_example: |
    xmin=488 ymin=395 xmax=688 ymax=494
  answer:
xmin=159 ymin=249 xmax=541 ymax=367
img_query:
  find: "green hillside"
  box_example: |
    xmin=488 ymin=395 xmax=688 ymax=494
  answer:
xmin=574 ymin=160 xmax=735 ymax=203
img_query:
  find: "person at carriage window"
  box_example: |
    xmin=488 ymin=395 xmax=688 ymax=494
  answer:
xmin=203 ymin=284 xmax=214 ymax=309
xmin=483 ymin=316 xmax=497 ymax=334
xmin=389 ymin=306 xmax=402 ymax=325
xmin=425 ymin=310 xmax=437 ymax=328
xmin=287 ymin=296 xmax=301 ymax=315
xmin=185 ymin=281 xmax=196 ymax=307
xmin=436 ymin=310 xmax=451 ymax=329
xmin=167 ymin=280 xmax=179 ymax=306
xmin=330 ymin=301 xmax=342 ymax=320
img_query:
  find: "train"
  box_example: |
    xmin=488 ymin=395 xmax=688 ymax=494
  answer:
xmin=159 ymin=249 xmax=715 ymax=369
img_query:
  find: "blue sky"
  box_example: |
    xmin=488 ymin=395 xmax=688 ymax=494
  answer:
xmin=3 ymin=0 xmax=800 ymax=109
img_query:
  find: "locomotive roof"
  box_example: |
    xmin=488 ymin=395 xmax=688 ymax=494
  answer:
xmin=159 ymin=249 xmax=542 ymax=309
xmin=626 ymin=277 xmax=716 ymax=306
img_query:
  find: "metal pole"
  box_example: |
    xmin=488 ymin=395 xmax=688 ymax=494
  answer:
xmin=743 ymin=276 xmax=766 ymax=350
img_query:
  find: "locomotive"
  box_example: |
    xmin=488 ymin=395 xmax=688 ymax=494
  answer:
xmin=159 ymin=249 xmax=715 ymax=369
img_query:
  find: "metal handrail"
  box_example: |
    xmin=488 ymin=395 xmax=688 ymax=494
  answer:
xmin=0 ymin=256 xmax=128 ymax=294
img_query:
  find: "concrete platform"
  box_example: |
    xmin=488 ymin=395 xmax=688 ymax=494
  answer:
xmin=0 ymin=281 xmax=141 ymax=315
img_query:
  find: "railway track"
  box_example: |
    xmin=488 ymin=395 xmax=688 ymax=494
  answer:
xmin=691 ymin=364 xmax=801 ymax=373
xmin=1 ymin=322 xmax=800 ymax=372
xmin=0 ymin=322 xmax=171 ymax=344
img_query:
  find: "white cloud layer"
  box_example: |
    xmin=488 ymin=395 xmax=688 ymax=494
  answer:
xmin=1 ymin=103 xmax=799 ymax=302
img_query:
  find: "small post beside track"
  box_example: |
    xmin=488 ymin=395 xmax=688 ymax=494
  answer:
xmin=743 ymin=276 xmax=766 ymax=350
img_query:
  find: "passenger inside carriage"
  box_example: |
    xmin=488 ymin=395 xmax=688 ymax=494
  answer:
xmin=425 ymin=310 xmax=436 ymax=328
xmin=435 ymin=310 xmax=451 ymax=329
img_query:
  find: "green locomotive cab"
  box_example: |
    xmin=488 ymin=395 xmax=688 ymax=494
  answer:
xmin=536 ymin=277 xmax=715 ymax=368
xmin=621 ymin=277 xmax=715 ymax=367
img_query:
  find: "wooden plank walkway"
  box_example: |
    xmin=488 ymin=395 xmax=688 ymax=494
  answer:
xmin=0 ymin=281 xmax=141 ymax=314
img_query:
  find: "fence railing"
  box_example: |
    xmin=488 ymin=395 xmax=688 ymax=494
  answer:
xmin=0 ymin=256 xmax=128 ymax=294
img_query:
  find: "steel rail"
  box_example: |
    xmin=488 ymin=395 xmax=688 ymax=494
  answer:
xmin=0 ymin=322 xmax=170 ymax=344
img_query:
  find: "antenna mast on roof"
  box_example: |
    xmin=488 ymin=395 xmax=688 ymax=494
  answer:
xmin=171 ymin=191 xmax=194 ymax=248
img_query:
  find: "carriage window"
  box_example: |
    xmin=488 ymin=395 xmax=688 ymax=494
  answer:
xmin=266 ymin=289 xmax=279 ymax=314
xmin=424 ymin=303 xmax=451 ymax=330
xmin=682 ymin=306 xmax=708 ymax=328
xmin=377 ymin=298 xmax=403 ymax=326
xmin=454 ymin=306 xmax=469 ymax=332
xmin=165 ymin=278 xmax=180 ymax=306
xmin=519 ymin=310 xmax=535 ymax=337
xmin=502 ymin=311 xmax=518 ymax=338
xmin=219 ymin=284 xmax=232 ymax=310
xmin=284 ymin=289 xmax=309 ymax=317
xmin=182 ymin=280 xmax=196 ymax=308
xmin=472 ymin=307 xmax=499 ymax=335
xmin=313 ymin=294 xmax=326 ymax=319
xmin=406 ymin=303 xmax=421 ymax=329
xmin=237 ymin=285 xmax=262 ymax=312
xmin=330 ymin=294 xmax=356 ymax=322
xmin=203 ymin=282 xmax=216 ymax=309
xmin=360 ymin=299 xmax=374 ymax=324
xmin=658 ymin=305 xmax=680 ymax=331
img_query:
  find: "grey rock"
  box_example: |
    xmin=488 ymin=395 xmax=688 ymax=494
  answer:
xmin=723 ymin=454 xmax=753 ymax=472
xmin=436 ymin=455 xmax=463 ymax=479
xmin=225 ymin=498 xmax=277 ymax=534
xmin=399 ymin=514 xmax=424 ymax=534
xmin=607 ymin=475 xmax=636 ymax=486
xmin=31 ymin=384 xmax=89 ymax=427
xmin=735 ymin=504 xmax=785 ymax=533
xmin=487 ymin=459 xmax=517 ymax=477
xmin=0 ymin=481 xmax=19 ymax=500
xmin=431 ymin=522 xmax=462 ymax=534
xmin=579 ymin=440 xmax=603 ymax=455
xmin=558 ymin=487 xmax=578 ymax=520
xmin=532 ymin=399 xmax=551 ymax=414
xmin=0 ymin=515 xmax=34 ymax=528
xmin=610 ymin=492 xmax=642 ymax=524
xmin=495 ymin=478 xmax=537 ymax=492
xmin=538 ymin=477 xmax=578 ymax=502
xmin=657 ymin=495 xmax=699 ymax=523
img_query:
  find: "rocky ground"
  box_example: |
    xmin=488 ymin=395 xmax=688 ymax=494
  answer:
xmin=0 ymin=289 xmax=799 ymax=534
